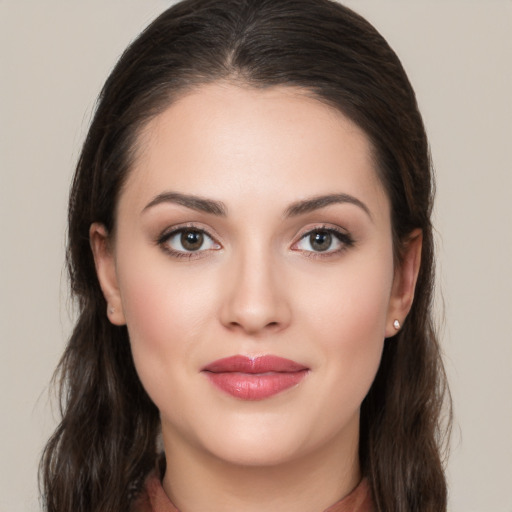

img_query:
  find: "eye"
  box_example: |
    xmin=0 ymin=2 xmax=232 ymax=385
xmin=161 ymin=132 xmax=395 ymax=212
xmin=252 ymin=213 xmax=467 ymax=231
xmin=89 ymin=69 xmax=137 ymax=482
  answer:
xmin=293 ymin=228 xmax=353 ymax=254
xmin=160 ymin=227 xmax=220 ymax=254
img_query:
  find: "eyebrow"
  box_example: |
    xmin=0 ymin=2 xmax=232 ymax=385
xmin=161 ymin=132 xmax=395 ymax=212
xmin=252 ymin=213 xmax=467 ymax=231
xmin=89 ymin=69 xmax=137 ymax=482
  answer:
xmin=284 ymin=193 xmax=372 ymax=220
xmin=142 ymin=191 xmax=371 ymax=220
xmin=142 ymin=192 xmax=227 ymax=216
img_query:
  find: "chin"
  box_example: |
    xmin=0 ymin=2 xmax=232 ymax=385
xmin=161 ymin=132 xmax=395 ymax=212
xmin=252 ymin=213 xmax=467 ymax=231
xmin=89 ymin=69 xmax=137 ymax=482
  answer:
xmin=192 ymin=410 xmax=358 ymax=470
xmin=204 ymin=435 xmax=309 ymax=468
xmin=162 ymin=411 xmax=311 ymax=468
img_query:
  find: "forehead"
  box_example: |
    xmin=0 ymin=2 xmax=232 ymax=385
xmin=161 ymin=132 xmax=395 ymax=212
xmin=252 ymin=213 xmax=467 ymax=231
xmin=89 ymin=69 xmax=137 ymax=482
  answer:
xmin=121 ymin=82 xmax=388 ymax=216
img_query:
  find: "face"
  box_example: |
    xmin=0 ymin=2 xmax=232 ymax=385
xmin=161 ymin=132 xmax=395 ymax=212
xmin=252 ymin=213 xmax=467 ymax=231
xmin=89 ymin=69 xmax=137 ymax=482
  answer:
xmin=92 ymin=83 xmax=418 ymax=470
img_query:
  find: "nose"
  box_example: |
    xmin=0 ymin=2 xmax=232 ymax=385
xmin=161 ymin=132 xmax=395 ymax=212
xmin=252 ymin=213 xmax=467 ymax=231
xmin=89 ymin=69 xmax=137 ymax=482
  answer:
xmin=219 ymin=246 xmax=292 ymax=336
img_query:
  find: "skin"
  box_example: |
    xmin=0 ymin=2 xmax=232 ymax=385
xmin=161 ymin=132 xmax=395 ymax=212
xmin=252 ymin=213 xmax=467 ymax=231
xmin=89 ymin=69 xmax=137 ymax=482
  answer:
xmin=91 ymin=83 xmax=422 ymax=512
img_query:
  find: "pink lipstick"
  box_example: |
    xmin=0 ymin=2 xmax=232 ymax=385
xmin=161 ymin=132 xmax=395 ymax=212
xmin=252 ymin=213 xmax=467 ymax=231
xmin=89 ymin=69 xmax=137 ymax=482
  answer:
xmin=202 ymin=355 xmax=308 ymax=400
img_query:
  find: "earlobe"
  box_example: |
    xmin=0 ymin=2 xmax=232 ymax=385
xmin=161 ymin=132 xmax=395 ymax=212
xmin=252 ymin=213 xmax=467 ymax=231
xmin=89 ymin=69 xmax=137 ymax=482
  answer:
xmin=89 ymin=223 xmax=126 ymax=326
xmin=386 ymin=229 xmax=422 ymax=337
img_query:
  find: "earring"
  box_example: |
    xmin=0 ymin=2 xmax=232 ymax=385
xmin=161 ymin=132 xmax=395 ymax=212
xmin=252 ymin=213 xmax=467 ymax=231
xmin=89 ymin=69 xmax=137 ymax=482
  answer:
xmin=108 ymin=305 xmax=115 ymax=315
xmin=393 ymin=319 xmax=401 ymax=330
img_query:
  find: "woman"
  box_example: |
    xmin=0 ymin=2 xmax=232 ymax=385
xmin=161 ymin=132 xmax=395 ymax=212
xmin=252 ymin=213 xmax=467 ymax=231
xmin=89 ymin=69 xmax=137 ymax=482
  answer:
xmin=40 ymin=0 xmax=451 ymax=511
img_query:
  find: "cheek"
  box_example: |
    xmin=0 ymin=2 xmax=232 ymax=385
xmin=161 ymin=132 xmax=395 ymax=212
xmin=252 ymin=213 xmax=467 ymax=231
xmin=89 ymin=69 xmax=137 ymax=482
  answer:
xmin=300 ymin=251 xmax=393 ymax=340
xmin=115 ymin=254 xmax=218 ymax=391
xmin=297 ymin=252 xmax=393 ymax=401
xmin=119 ymin=250 xmax=213 ymax=334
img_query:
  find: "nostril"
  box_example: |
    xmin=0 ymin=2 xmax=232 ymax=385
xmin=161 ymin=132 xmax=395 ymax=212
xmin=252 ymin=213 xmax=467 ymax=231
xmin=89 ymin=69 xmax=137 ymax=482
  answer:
xmin=227 ymin=320 xmax=281 ymax=333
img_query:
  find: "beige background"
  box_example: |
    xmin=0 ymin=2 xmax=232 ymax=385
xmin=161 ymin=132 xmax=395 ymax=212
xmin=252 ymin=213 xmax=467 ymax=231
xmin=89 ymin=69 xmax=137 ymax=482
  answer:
xmin=1 ymin=1 xmax=511 ymax=511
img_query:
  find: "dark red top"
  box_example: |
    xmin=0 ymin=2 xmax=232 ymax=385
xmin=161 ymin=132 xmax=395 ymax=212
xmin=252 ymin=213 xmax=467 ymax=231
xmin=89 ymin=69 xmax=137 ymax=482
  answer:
xmin=133 ymin=472 xmax=375 ymax=512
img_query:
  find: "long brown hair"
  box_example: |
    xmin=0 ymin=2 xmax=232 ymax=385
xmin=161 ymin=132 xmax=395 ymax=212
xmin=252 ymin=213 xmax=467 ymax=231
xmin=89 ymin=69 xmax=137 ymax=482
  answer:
xmin=40 ymin=1 xmax=451 ymax=510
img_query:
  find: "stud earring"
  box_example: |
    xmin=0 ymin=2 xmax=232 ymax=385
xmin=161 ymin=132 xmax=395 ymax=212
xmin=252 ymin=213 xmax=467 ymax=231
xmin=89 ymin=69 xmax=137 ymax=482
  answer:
xmin=108 ymin=305 xmax=115 ymax=315
xmin=393 ymin=319 xmax=401 ymax=330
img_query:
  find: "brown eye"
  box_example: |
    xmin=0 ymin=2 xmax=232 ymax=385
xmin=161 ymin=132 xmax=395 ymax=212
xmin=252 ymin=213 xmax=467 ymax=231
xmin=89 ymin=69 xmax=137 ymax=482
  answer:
xmin=181 ymin=230 xmax=204 ymax=251
xmin=293 ymin=227 xmax=353 ymax=255
xmin=309 ymin=231 xmax=332 ymax=252
xmin=161 ymin=228 xmax=220 ymax=255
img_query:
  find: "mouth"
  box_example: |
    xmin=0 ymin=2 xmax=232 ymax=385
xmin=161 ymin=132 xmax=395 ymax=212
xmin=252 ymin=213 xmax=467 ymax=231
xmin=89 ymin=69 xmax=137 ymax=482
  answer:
xmin=201 ymin=355 xmax=309 ymax=401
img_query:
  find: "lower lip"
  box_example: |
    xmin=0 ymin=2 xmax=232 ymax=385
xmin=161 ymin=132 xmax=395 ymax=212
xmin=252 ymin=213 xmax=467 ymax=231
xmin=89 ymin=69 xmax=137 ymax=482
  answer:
xmin=204 ymin=371 xmax=308 ymax=400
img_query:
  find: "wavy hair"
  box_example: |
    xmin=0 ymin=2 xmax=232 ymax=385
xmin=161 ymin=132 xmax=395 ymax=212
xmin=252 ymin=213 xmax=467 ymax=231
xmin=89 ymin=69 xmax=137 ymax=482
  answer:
xmin=40 ymin=1 xmax=451 ymax=510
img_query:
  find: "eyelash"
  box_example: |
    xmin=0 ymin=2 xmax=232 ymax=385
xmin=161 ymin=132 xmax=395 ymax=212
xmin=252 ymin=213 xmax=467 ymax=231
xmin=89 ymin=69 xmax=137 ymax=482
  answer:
xmin=157 ymin=224 xmax=220 ymax=260
xmin=156 ymin=224 xmax=354 ymax=260
xmin=292 ymin=225 xmax=355 ymax=258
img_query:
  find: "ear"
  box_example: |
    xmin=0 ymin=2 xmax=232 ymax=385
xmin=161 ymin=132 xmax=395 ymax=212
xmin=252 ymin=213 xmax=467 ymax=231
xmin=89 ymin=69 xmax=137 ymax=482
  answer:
xmin=385 ymin=229 xmax=422 ymax=337
xmin=89 ymin=222 xmax=126 ymax=325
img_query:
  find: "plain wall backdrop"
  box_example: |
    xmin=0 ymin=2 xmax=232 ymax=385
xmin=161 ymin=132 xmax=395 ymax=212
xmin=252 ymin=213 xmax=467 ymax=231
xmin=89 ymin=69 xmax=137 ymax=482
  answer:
xmin=1 ymin=1 xmax=511 ymax=511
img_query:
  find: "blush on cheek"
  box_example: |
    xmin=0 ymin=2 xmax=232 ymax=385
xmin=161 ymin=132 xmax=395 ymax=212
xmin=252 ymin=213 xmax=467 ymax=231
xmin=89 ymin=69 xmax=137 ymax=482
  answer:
xmin=120 ymin=267 xmax=213 ymax=362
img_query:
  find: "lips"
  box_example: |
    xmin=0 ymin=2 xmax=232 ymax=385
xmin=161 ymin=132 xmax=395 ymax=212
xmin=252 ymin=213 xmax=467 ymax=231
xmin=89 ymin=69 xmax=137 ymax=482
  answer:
xmin=202 ymin=355 xmax=309 ymax=401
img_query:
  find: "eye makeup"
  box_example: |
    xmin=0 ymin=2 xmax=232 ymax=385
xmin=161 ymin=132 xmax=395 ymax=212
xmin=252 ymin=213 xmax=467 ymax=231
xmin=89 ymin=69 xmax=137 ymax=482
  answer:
xmin=154 ymin=220 xmax=355 ymax=262
xmin=291 ymin=224 xmax=355 ymax=259
xmin=156 ymin=223 xmax=221 ymax=260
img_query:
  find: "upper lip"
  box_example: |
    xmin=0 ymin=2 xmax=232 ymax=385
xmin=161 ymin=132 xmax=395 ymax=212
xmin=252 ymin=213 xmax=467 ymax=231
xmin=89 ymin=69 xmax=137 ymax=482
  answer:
xmin=202 ymin=355 xmax=308 ymax=373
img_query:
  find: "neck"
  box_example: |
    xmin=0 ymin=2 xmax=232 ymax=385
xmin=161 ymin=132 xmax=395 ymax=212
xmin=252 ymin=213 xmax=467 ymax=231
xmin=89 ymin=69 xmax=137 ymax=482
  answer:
xmin=161 ymin=423 xmax=361 ymax=512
